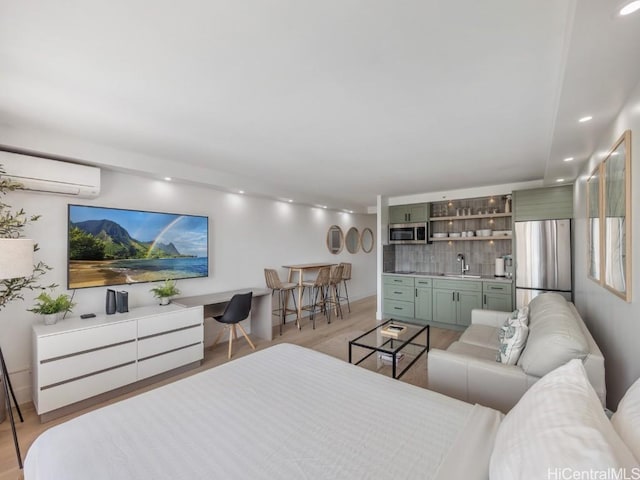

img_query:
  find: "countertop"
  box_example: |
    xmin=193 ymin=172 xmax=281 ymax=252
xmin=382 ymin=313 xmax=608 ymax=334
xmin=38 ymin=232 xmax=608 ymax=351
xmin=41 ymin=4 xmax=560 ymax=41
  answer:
xmin=383 ymin=271 xmax=512 ymax=283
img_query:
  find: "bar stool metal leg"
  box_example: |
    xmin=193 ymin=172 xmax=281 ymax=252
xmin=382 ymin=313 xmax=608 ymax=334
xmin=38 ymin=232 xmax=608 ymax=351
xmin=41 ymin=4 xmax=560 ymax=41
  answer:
xmin=0 ymin=347 xmax=23 ymax=469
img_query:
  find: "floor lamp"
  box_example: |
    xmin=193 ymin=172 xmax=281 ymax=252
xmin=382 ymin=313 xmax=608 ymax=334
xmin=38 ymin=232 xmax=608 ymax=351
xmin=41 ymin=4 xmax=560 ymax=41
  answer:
xmin=0 ymin=238 xmax=34 ymax=470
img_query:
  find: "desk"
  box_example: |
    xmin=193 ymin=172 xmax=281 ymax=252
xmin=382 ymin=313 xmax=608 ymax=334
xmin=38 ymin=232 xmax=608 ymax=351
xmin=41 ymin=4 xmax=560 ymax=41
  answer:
xmin=283 ymin=263 xmax=336 ymax=319
xmin=173 ymin=288 xmax=273 ymax=341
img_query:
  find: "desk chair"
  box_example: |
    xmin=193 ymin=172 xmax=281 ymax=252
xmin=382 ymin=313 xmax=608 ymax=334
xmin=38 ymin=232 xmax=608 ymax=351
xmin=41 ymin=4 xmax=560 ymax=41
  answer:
xmin=211 ymin=292 xmax=255 ymax=359
xmin=264 ymin=268 xmax=299 ymax=335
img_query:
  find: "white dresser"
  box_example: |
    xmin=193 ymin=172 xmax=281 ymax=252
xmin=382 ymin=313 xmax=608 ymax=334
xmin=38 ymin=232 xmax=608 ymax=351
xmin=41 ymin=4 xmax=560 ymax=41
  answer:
xmin=32 ymin=304 xmax=203 ymax=421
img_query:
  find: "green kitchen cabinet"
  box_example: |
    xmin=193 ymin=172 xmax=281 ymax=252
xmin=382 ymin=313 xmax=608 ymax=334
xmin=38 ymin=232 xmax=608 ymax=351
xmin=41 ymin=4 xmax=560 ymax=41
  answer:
xmin=433 ymin=279 xmax=483 ymax=327
xmin=383 ymin=275 xmax=415 ymax=319
xmin=513 ymin=185 xmax=573 ymax=221
xmin=482 ymin=281 xmax=513 ymax=312
xmin=389 ymin=203 xmax=429 ymax=223
xmin=414 ymin=278 xmax=432 ymax=324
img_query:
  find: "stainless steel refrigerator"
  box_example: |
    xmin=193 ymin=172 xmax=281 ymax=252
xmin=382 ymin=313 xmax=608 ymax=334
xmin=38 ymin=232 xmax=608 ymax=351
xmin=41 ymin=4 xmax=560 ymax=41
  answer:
xmin=515 ymin=219 xmax=572 ymax=307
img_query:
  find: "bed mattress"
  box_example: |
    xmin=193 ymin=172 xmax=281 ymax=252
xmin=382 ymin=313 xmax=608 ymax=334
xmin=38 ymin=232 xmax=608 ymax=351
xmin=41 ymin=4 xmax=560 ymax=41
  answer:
xmin=25 ymin=343 xmax=502 ymax=479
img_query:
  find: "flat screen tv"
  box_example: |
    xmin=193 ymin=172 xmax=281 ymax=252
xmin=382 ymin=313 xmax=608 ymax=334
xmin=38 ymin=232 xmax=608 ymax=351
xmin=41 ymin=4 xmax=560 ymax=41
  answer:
xmin=68 ymin=204 xmax=208 ymax=289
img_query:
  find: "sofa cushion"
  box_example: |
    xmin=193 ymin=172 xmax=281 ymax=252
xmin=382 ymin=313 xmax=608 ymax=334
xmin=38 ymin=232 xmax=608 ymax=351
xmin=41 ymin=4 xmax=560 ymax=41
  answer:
xmin=517 ymin=293 xmax=588 ymax=377
xmin=447 ymin=341 xmax=498 ymax=362
xmin=459 ymin=324 xmax=501 ymax=350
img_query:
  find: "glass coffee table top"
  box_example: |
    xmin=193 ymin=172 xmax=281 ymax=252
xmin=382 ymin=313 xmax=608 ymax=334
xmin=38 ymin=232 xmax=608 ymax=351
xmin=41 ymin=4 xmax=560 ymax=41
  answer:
xmin=348 ymin=319 xmax=430 ymax=379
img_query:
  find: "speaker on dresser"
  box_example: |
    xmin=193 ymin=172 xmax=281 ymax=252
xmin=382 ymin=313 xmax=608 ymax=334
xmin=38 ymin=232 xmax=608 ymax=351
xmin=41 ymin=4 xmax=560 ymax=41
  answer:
xmin=106 ymin=289 xmax=116 ymax=315
xmin=116 ymin=291 xmax=129 ymax=313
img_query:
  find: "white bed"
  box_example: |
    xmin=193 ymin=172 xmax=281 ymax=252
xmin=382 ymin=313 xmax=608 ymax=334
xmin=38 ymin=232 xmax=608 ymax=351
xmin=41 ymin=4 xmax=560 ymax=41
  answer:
xmin=25 ymin=343 xmax=503 ymax=480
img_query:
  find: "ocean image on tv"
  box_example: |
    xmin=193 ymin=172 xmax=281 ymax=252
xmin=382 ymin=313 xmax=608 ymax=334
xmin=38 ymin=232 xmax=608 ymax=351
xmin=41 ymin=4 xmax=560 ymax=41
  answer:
xmin=68 ymin=205 xmax=208 ymax=289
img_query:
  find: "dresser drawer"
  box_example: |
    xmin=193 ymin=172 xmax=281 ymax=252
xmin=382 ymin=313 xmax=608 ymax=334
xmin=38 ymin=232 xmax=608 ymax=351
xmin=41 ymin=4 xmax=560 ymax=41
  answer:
xmin=483 ymin=282 xmax=511 ymax=294
xmin=137 ymin=344 xmax=203 ymax=380
xmin=38 ymin=321 xmax=137 ymax=361
xmin=37 ymin=363 xmax=137 ymax=414
xmin=138 ymin=325 xmax=203 ymax=360
xmin=137 ymin=307 xmax=203 ymax=338
xmin=383 ymin=275 xmax=415 ymax=287
xmin=383 ymin=299 xmax=414 ymax=318
xmin=383 ymin=285 xmax=414 ymax=301
xmin=39 ymin=341 xmax=136 ymax=387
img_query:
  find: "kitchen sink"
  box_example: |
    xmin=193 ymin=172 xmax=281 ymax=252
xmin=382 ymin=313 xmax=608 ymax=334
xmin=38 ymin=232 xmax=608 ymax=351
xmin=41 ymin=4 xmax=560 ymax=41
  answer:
xmin=443 ymin=274 xmax=482 ymax=279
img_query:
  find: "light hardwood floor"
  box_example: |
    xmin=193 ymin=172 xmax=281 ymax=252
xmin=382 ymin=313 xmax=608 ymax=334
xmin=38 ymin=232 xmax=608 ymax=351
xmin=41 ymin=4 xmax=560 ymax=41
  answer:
xmin=0 ymin=295 xmax=460 ymax=480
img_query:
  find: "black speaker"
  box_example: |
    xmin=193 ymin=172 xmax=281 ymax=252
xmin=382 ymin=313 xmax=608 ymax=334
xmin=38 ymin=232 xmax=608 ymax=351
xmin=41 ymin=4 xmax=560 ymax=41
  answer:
xmin=116 ymin=291 xmax=129 ymax=313
xmin=105 ymin=289 xmax=116 ymax=315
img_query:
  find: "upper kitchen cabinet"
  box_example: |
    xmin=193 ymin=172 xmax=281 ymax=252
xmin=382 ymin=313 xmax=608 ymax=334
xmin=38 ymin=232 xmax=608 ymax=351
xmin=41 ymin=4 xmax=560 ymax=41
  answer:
xmin=513 ymin=185 xmax=573 ymax=221
xmin=389 ymin=203 xmax=429 ymax=223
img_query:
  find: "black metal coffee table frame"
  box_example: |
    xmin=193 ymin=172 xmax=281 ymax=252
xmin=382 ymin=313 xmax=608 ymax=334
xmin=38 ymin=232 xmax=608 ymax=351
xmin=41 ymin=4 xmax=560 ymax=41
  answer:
xmin=348 ymin=319 xmax=430 ymax=379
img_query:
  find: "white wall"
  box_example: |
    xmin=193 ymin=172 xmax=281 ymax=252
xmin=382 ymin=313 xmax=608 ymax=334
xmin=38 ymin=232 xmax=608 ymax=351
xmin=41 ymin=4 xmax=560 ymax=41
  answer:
xmin=574 ymin=78 xmax=640 ymax=409
xmin=0 ymin=169 xmax=377 ymax=403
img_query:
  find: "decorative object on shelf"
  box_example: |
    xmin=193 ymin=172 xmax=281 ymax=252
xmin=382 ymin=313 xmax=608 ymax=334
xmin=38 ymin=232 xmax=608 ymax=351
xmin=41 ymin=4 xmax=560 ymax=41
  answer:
xmin=504 ymin=195 xmax=512 ymax=213
xmin=150 ymin=279 xmax=181 ymax=305
xmin=28 ymin=289 xmax=76 ymax=325
xmin=588 ymin=130 xmax=632 ymax=301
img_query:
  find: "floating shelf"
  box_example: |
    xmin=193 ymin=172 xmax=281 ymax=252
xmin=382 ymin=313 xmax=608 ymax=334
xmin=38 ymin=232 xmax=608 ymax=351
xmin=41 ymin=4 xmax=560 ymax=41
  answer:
xmin=430 ymin=212 xmax=512 ymax=222
xmin=429 ymin=236 xmax=512 ymax=242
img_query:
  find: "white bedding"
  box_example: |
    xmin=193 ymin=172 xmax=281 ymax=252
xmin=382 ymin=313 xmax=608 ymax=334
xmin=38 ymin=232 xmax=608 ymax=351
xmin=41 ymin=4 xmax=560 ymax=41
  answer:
xmin=25 ymin=343 xmax=502 ymax=479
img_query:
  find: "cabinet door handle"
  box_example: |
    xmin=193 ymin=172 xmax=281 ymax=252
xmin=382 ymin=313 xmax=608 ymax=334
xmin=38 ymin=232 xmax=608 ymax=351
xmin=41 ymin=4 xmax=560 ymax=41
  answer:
xmin=415 ymin=289 xmax=418 ymax=297
xmin=394 ymin=291 xmax=403 ymax=295
xmin=457 ymin=292 xmax=460 ymax=301
xmin=394 ymin=307 xmax=402 ymax=310
xmin=452 ymin=292 xmax=455 ymax=301
xmin=484 ymin=294 xmax=487 ymax=305
xmin=393 ymin=279 xmax=402 ymax=282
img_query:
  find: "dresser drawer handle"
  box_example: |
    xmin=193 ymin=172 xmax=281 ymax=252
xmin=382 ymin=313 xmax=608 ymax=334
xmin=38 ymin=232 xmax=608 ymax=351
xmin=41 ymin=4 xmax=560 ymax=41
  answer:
xmin=394 ymin=307 xmax=402 ymax=310
xmin=393 ymin=291 xmax=404 ymax=295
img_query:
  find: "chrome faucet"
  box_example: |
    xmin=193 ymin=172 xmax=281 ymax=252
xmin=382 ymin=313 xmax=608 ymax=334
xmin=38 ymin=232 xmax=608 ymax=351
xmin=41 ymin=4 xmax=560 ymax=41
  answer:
xmin=457 ymin=253 xmax=470 ymax=275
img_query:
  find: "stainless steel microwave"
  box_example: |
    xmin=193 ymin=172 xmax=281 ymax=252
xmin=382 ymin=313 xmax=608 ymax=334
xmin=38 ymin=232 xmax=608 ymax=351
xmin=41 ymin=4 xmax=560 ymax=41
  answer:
xmin=389 ymin=222 xmax=428 ymax=244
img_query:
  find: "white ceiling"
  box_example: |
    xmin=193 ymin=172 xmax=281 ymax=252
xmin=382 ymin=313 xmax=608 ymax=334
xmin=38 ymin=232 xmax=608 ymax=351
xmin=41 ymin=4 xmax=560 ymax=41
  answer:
xmin=1 ymin=0 xmax=639 ymax=211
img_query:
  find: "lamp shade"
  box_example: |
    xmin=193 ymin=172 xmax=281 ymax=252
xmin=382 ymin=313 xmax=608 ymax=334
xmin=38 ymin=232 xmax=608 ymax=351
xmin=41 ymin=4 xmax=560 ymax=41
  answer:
xmin=0 ymin=238 xmax=34 ymax=280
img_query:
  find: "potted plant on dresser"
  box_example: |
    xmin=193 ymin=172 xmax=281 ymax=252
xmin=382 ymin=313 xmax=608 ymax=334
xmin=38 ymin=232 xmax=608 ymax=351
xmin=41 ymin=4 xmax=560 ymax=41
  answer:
xmin=28 ymin=290 xmax=76 ymax=325
xmin=150 ymin=279 xmax=180 ymax=305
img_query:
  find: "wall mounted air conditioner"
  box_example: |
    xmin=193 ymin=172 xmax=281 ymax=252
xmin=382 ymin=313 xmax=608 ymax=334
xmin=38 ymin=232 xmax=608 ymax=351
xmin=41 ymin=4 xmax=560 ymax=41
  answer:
xmin=0 ymin=151 xmax=100 ymax=198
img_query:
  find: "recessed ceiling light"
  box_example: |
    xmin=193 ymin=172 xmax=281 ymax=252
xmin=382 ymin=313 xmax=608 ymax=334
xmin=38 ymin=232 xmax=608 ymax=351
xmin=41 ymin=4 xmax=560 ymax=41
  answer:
xmin=322 ymin=205 xmax=327 ymax=209
xmin=238 ymin=190 xmax=245 ymax=194
xmin=556 ymin=178 xmax=565 ymax=183
xmin=620 ymin=0 xmax=640 ymax=15
xmin=579 ymin=116 xmax=593 ymax=123
xmin=563 ymin=157 xmax=574 ymax=162
xmin=164 ymin=177 xmax=172 ymax=181
xmin=287 ymin=199 xmax=293 ymax=203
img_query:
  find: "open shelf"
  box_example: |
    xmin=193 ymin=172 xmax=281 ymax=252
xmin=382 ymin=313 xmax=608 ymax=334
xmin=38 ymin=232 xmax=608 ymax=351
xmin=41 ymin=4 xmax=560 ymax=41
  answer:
xmin=430 ymin=212 xmax=512 ymax=222
xmin=430 ymin=236 xmax=512 ymax=242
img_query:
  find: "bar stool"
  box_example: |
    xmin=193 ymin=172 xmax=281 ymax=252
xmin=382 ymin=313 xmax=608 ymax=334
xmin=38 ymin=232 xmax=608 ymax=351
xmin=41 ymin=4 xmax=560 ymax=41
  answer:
xmin=301 ymin=266 xmax=331 ymax=329
xmin=326 ymin=264 xmax=344 ymax=320
xmin=264 ymin=268 xmax=299 ymax=334
xmin=337 ymin=262 xmax=352 ymax=313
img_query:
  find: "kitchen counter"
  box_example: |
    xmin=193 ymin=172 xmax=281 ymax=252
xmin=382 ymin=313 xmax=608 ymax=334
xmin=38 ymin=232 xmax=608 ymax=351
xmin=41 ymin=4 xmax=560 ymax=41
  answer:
xmin=383 ymin=271 xmax=512 ymax=283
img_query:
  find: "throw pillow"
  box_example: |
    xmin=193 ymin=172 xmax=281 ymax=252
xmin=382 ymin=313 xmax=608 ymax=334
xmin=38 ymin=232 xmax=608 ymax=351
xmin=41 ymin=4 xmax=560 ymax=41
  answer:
xmin=498 ymin=323 xmax=528 ymax=365
xmin=611 ymin=376 xmax=640 ymax=462
xmin=490 ymin=359 xmax=637 ymax=480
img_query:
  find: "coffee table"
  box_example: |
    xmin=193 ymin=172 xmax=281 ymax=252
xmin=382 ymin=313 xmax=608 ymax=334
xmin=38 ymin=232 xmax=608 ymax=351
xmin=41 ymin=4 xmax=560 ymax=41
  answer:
xmin=348 ymin=319 xmax=430 ymax=379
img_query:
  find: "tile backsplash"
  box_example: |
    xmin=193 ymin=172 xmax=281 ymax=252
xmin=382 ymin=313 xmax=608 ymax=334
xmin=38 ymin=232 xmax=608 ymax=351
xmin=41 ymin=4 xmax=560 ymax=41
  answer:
xmin=390 ymin=240 xmax=512 ymax=276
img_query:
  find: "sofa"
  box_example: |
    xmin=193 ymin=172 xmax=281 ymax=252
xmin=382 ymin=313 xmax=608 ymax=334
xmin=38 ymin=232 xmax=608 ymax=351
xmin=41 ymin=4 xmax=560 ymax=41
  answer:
xmin=427 ymin=293 xmax=606 ymax=413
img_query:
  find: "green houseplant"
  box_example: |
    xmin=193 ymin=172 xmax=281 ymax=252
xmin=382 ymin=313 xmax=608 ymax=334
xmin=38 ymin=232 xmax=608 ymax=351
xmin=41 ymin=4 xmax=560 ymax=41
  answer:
xmin=28 ymin=290 xmax=76 ymax=325
xmin=150 ymin=279 xmax=180 ymax=305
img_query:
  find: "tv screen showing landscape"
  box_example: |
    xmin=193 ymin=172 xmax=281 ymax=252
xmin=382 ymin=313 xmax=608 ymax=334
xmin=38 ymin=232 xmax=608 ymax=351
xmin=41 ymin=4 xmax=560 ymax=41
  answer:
xmin=68 ymin=205 xmax=209 ymax=289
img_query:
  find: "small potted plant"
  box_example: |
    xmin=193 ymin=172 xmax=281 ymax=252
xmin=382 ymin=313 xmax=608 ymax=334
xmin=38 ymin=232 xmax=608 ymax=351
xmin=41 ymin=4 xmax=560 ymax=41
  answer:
xmin=28 ymin=290 xmax=76 ymax=325
xmin=150 ymin=279 xmax=180 ymax=305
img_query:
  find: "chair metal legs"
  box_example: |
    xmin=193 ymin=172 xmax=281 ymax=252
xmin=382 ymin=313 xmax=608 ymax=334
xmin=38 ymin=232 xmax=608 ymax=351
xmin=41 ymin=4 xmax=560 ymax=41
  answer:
xmin=308 ymin=285 xmax=329 ymax=329
xmin=272 ymin=288 xmax=299 ymax=335
xmin=1 ymin=347 xmax=23 ymax=469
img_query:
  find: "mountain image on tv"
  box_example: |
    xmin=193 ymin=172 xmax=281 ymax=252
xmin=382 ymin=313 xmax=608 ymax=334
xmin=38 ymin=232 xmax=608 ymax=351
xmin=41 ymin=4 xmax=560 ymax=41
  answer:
xmin=68 ymin=205 xmax=208 ymax=289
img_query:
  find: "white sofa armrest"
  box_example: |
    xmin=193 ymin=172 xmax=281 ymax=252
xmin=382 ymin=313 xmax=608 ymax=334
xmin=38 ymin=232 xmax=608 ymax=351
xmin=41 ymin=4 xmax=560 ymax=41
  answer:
xmin=427 ymin=348 xmax=534 ymax=413
xmin=471 ymin=309 xmax=510 ymax=327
